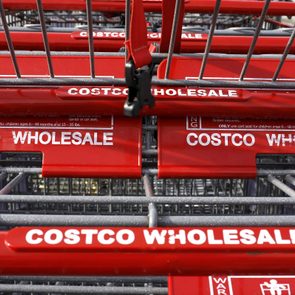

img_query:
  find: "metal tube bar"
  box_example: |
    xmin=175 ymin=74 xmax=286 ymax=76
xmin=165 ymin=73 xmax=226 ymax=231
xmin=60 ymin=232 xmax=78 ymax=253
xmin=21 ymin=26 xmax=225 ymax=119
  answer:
xmin=143 ymin=174 xmax=158 ymax=227
xmin=0 ymin=173 xmax=24 ymax=195
xmin=286 ymin=175 xmax=295 ymax=187
xmin=0 ymin=214 xmax=148 ymax=226
xmin=1 ymin=52 xmax=294 ymax=59
xmin=0 ymin=276 xmax=166 ymax=283
xmin=0 ymin=0 xmax=21 ymax=78
xmin=153 ymin=79 xmax=295 ymax=89
xmin=0 ymin=167 xmax=41 ymax=174
xmin=143 ymin=175 xmax=154 ymax=197
xmin=86 ymin=0 xmax=95 ymax=78
xmin=1 ymin=78 xmax=295 ymax=89
xmin=36 ymin=0 xmax=54 ymax=78
xmin=0 ymin=77 xmax=126 ymax=86
xmin=148 ymin=204 xmax=158 ymax=227
xmin=0 ymin=167 xmax=294 ymax=177
xmin=0 ymin=195 xmax=295 ymax=205
xmin=267 ymin=175 xmax=295 ymax=198
xmin=273 ymin=27 xmax=295 ymax=81
xmin=125 ymin=0 xmax=131 ymax=61
xmin=164 ymin=0 xmax=183 ymax=79
xmin=142 ymin=149 xmax=157 ymax=157
xmin=0 ymin=172 xmax=6 ymax=182
xmin=2 ymin=214 xmax=295 ymax=226
xmin=258 ymin=170 xmax=295 ymax=176
xmin=0 ymin=284 xmax=167 ymax=294
xmin=158 ymin=216 xmax=295 ymax=226
xmin=142 ymin=168 xmax=158 ymax=175
xmin=143 ymin=125 xmax=157 ymax=131
xmin=198 ymin=0 xmax=221 ymax=79
xmin=239 ymin=0 xmax=271 ymax=80
xmin=143 ymin=168 xmax=295 ymax=176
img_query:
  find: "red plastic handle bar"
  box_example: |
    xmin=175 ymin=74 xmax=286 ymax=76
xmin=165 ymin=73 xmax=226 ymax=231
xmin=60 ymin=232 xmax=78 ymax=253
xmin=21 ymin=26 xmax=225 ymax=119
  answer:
xmin=1 ymin=31 xmax=294 ymax=54
xmin=2 ymin=0 xmax=295 ymax=16
xmin=1 ymin=227 xmax=295 ymax=275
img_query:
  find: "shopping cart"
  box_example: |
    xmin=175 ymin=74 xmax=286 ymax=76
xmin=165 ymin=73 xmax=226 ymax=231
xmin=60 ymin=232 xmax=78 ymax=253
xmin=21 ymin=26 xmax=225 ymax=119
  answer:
xmin=0 ymin=0 xmax=295 ymax=294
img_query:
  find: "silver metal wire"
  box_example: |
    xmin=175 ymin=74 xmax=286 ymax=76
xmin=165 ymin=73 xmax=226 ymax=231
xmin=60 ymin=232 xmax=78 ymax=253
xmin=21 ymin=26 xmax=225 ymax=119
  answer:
xmin=36 ymin=0 xmax=54 ymax=78
xmin=267 ymin=175 xmax=295 ymax=198
xmin=0 ymin=284 xmax=167 ymax=294
xmin=273 ymin=26 xmax=295 ymax=81
xmin=0 ymin=172 xmax=24 ymax=195
xmin=1 ymin=74 xmax=295 ymax=88
xmin=86 ymin=0 xmax=96 ymax=78
xmin=286 ymin=175 xmax=295 ymax=187
xmin=0 ymin=0 xmax=21 ymax=78
xmin=125 ymin=0 xmax=131 ymax=61
xmin=239 ymin=0 xmax=271 ymax=80
xmin=198 ymin=0 xmax=222 ymax=79
xmin=164 ymin=0 xmax=183 ymax=79
xmin=143 ymin=174 xmax=158 ymax=227
xmin=2 ymin=214 xmax=295 ymax=226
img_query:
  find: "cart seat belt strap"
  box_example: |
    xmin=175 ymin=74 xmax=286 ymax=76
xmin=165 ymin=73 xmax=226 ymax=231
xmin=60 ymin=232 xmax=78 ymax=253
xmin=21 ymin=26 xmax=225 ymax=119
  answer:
xmin=160 ymin=0 xmax=185 ymax=53
xmin=125 ymin=0 xmax=152 ymax=68
xmin=124 ymin=0 xmax=154 ymax=117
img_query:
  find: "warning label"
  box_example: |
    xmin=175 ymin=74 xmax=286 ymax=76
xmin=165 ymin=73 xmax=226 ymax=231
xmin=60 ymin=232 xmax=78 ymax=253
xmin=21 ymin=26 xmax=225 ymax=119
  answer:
xmin=186 ymin=117 xmax=295 ymax=147
xmin=209 ymin=276 xmax=295 ymax=295
xmin=0 ymin=116 xmax=114 ymax=130
xmin=186 ymin=117 xmax=295 ymax=131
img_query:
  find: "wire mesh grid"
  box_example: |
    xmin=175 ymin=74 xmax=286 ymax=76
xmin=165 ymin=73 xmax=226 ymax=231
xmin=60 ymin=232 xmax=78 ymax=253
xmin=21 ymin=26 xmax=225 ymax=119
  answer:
xmin=0 ymin=276 xmax=168 ymax=294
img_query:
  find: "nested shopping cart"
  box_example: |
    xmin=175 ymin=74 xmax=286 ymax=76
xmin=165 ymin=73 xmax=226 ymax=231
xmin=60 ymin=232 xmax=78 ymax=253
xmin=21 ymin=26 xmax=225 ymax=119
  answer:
xmin=0 ymin=0 xmax=295 ymax=294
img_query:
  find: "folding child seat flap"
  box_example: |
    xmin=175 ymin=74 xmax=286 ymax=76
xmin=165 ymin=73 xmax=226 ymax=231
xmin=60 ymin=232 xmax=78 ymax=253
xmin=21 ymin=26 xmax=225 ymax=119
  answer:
xmin=158 ymin=116 xmax=295 ymax=178
xmin=0 ymin=116 xmax=142 ymax=177
xmin=156 ymin=56 xmax=295 ymax=118
xmin=0 ymin=54 xmax=125 ymax=78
